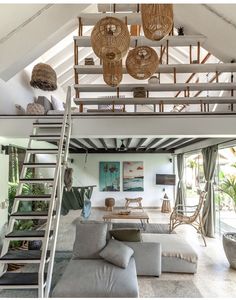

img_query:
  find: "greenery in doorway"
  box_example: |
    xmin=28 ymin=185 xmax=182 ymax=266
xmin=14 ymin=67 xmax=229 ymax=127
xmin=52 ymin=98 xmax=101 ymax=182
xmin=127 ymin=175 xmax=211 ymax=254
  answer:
xmin=220 ymin=169 xmax=236 ymax=212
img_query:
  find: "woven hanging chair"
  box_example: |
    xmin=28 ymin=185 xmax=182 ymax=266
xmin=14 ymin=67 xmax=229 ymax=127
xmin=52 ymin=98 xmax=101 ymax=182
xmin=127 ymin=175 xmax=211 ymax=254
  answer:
xmin=30 ymin=63 xmax=57 ymax=91
xmin=91 ymin=16 xmax=130 ymax=62
xmin=126 ymin=46 xmax=159 ymax=80
xmin=141 ymin=4 xmax=173 ymax=41
xmin=103 ymin=60 xmax=123 ymax=87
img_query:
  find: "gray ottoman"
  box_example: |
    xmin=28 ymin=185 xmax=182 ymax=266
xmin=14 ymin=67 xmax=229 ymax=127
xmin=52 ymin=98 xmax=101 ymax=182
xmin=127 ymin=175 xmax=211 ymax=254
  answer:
xmin=52 ymin=257 xmax=139 ymax=298
xmin=142 ymin=234 xmax=198 ymax=273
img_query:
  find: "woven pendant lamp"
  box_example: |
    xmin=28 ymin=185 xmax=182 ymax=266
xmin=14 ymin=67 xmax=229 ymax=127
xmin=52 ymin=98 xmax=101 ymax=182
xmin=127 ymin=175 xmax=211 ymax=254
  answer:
xmin=91 ymin=17 xmax=130 ymax=62
xmin=30 ymin=63 xmax=57 ymax=91
xmin=126 ymin=46 xmax=159 ymax=80
xmin=103 ymin=60 xmax=123 ymax=87
xmin=141 ymin=4 xmax=173 ymax=41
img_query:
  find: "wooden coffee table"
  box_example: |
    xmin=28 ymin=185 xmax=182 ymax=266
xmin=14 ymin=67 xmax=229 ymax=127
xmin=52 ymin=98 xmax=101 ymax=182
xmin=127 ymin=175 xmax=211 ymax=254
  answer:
xmin=103 ymin=211 xmax=149 ymax=228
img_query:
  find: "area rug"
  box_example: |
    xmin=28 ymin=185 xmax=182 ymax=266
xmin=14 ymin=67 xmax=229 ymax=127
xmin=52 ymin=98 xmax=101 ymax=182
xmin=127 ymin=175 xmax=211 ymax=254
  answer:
xmin=151 ymin=280 xmax=203 ymax=298
xmin=112 ymin=222 xmax=175 ymax=234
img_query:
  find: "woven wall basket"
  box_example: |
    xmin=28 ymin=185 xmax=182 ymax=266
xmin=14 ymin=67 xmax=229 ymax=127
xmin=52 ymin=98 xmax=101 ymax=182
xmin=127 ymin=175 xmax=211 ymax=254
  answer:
xmin=30 ymin=63 xmax=57 ymax=91
xmin=141 ymin=4 xmax=173 ymax=41
xmin=103 ymin=60 xmax=123 ymax=87
xmin=91 ymin=17 xmax=130 ymax=62
xmin=126 ymin=46 xmax=159 ymax=80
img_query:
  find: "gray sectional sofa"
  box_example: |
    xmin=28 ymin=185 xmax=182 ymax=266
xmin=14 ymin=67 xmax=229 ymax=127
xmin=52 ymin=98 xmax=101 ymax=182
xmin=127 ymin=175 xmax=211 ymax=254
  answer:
xmin=52 ymin=221 xmax=161 ymax=298
xmin=52 ymin=221 xmax=198 ymax=298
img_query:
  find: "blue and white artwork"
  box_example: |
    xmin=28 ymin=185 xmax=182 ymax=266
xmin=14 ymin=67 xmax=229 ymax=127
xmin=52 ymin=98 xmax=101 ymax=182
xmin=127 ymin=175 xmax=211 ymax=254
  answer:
xmin=99 ymin=162 xmax=120 ymax=191
xmin=123 ymin=161 xmax=144 ymax=191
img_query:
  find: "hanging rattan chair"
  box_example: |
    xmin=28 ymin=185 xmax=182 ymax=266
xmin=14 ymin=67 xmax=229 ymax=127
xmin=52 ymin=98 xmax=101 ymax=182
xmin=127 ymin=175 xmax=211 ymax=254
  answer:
xmin=126 ymin=46 xmax=159 ymax=80
xmin=30 ymin=63 xmax=57 ymax=91
xmin=141 ymin=4 xmax=173 ymax=41
xmin=91 ymin=16 xmax=130 ymax=62
xmin=103 ymin=60 xmax=123 ymax=87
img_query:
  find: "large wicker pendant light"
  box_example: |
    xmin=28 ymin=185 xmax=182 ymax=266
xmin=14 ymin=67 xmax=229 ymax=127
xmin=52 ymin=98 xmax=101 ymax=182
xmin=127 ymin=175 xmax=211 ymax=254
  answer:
xmin=30 ymin=63 xmax=57 ymax=91
xmin=126 ymin=46 xmax=159 ymax=80
xmin=103 ymin=60 xmax=123 ymax=87
xmin=141 ymin=4 xmax=173 ymax=41
xmin=91 ymin=16 xmax=130 ymax=62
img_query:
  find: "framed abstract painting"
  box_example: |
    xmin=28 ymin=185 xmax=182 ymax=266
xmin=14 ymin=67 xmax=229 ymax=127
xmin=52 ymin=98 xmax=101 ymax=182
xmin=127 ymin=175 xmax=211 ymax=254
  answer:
xmin=123 ymin=161 xmax=144 ymax=191
xmin=99 ymin=162 xmax=120 ymax=191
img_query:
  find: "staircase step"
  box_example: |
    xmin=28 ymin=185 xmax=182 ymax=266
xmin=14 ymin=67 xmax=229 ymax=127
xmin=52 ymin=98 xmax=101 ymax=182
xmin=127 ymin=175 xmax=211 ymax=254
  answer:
xmin=23 ymin=163 xmax=57 ymax=168
xmin=27 ymin=148 xmax=59 ymax=154
xmin=33 ymin=122 xmax=68 ymax=128
xmin=5 ymin=230 xmax=53 ymax=241
xmin=19 ymin=178 xmax=54 ymax=183
xmin=0 ymin=250 xmax=50 ymax=264
xmin=15 ymin=195 xmax=52 ymax=201
xmin=0 ymin=272 xmax=45 ymax=288
xmin=10 ymin=211 xmax=55 ymax=220
xmin=30 ymin=135 xmax=66 ymax=141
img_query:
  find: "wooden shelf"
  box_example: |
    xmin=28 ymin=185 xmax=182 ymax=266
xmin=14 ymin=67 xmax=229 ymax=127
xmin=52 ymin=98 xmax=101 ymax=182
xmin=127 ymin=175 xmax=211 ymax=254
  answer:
xmin=74 ymin=63 xmax=236 ymax=75
xmin=74 ymin=35 xmax=206 ymax=48
xmin=74 ymin=83 xmax=236 ymax=92
xmin=74 ymin=97 xmax=236 ymax=106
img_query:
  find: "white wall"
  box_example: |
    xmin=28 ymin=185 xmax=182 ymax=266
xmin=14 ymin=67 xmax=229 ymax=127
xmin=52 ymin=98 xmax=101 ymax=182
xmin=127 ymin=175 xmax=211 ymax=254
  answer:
xmin=70 ymin=153 xmax=175 ymax=207
xmin=0 ymin=68 xmax=65 ymax=115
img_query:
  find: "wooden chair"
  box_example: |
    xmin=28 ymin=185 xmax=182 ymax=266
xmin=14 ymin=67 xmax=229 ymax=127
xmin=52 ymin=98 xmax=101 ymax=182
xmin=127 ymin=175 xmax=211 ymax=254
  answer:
xmin=169 ymin=191 xmax=207 ymax=246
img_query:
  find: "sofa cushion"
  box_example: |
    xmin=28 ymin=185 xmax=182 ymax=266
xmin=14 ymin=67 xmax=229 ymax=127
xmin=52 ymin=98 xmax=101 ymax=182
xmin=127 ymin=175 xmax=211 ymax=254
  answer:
xmin=51 ymin=95 xmax=64 ymax=111
xmin=35 ymin=96 xmax=53 ymax=113
xmin=99 ymin=239 xmax=134 ymax=269
xmin=142 ymin=233 xmax=198 ymax=273
xmin=52 ymin=258 xmax=139 ymax=298
xmin=110 ymin=228 xmax=141 ymax=242
xmin=73 ymin=222 xmax=107 ymax=259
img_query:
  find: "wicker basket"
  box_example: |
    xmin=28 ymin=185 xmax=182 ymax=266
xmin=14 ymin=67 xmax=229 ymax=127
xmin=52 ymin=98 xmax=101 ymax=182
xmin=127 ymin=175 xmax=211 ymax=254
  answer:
xmin=103 ymin=59 xmax=123 ymax=87
xmin=126 ymin=46 xmax=159 ymax=80
xmin=141 ymin=4 xmax=173 ymax=41
xmin=91 ymin=17 xmax=130 ymax=62
xmin=133 ymin=87 xmax=146 ymax=98
xmin=30 ymin=63 xmax=57 ymax=91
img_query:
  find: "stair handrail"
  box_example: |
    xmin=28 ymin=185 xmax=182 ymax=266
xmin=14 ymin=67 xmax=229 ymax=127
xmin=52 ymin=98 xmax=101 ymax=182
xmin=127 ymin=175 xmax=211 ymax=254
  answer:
xmin=38 ymin=86 xmax=72 ymax=297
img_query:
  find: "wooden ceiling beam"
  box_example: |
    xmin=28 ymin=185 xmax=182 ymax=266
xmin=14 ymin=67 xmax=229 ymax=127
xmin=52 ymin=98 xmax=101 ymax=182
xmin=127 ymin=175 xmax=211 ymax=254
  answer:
xmin=165 ymin=138 xmax=194 ymax=150
xmin=126 ymin=138 xmax=132 ymax=149
xmin=71 ymin=138 xmax=89 ymax=150
xmin=153 ymin=138 xmax=177 ymax=151
xmin=136 ymin=138 xmax=147 ymax=150
xmin=83 ymin=138 xmax=98 ymax=150
xmin=173 ymin=138 xmax=207 ymax=150
xmin=99 ymin=138 xmax=108 ymax=150
xmin=145 ymin=138 xmax=162 ymax=151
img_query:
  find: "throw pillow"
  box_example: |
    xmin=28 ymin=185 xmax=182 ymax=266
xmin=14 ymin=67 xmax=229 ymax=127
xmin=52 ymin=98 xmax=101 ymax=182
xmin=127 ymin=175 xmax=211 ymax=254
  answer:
xmin=73 ymin=222 xmax=107 ymax=259
xmin=99 ymin=239 xmax=134 ymax=269
xmin=110 ymin=228 xmax=141 ymax=242
xmin=35 ymin=96 xmax=53 ymax=113
xmin=26 ymin=103 xmax=45 ymax=115
xmin=51 ymin=95 xmax=64 ymax=111
xmin=15 ymin=104 xmax=25 ymax=115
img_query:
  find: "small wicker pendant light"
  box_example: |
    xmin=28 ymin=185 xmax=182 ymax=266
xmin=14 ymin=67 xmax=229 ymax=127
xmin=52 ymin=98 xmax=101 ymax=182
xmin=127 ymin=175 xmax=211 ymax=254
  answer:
xmin=91 ymin=16 xmax=130 ymax=62
xmin=141 ymin=4 xmax=173 ymax=41
xmin=126 ymin=46 xmax=159 ymax=80
xmin=103 ymin=60 xmax=123 ymax=87
xmin=30 ymin=63 xmax=57 ymax=91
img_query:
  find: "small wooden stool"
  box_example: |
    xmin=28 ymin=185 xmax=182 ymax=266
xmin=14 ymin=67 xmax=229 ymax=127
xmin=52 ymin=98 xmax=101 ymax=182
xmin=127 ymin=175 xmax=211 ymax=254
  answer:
xmin=125 ymin=197 xmax=143 ymax=210
xmin=161 ymin=199 xmax=171 ymax=213
xmin=105 ymin=198 xmax=115 ymax=211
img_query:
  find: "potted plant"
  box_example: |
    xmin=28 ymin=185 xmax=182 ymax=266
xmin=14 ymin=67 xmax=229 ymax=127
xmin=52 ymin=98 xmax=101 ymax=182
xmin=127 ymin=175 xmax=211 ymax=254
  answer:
xmin=220 ymin=173 xmax=236 ymax=269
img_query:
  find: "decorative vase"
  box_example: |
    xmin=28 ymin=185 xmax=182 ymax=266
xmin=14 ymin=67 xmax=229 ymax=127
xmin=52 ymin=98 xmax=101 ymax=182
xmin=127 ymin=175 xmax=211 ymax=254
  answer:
xmin=223 ymin=232 xmax=236 ymax=269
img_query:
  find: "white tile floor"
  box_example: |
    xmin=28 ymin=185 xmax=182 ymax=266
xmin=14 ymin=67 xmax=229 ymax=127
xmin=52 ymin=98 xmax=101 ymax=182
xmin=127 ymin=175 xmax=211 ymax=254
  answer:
xmin=56 ymin=207 xmax=236 ymax=298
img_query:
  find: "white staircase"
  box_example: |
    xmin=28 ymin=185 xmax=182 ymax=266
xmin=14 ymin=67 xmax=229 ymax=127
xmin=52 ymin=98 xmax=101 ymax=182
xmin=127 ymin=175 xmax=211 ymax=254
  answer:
xmin=0 ymin=87 xmax=72 ymax=297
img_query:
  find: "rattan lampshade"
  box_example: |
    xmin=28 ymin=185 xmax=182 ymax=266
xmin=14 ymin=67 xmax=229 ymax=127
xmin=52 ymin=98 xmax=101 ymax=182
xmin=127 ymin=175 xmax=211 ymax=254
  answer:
xmin=103 ymin=60 xmax=123 ymax=87
xmin=141 ymin=4 xmax=173 ymax=41
xmin=30 ymin=63 xmax=57 ymax=91
xmin=126 ymin=46 xmax=159 ymax=80
xmin=91 ymin=16 xmax=130 ymax=62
